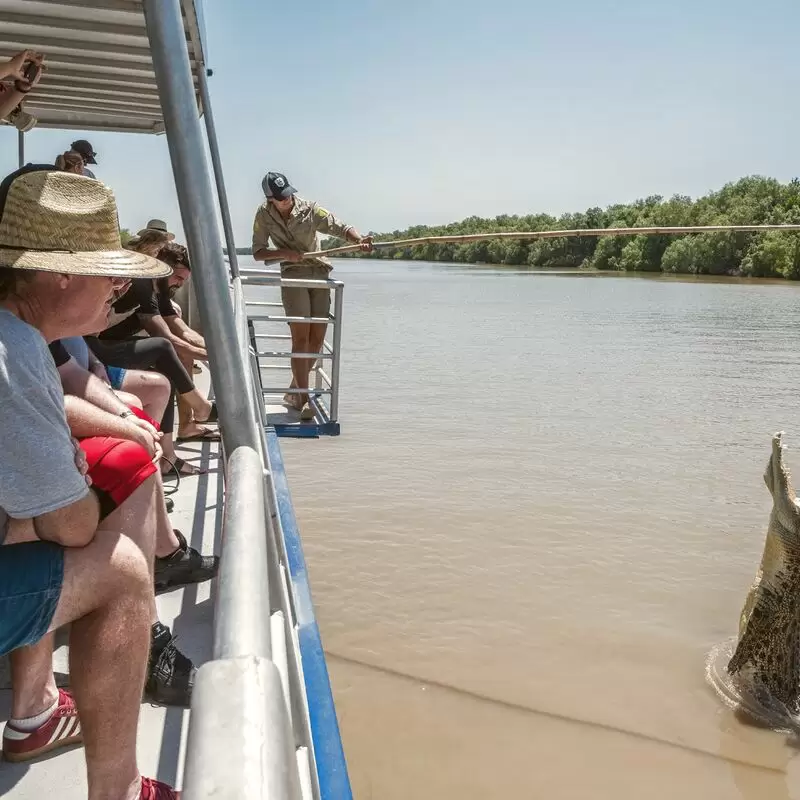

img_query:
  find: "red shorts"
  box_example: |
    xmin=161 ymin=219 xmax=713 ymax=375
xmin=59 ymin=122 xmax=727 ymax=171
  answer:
xmin=79 ymin=406 xmax=160 ymax=520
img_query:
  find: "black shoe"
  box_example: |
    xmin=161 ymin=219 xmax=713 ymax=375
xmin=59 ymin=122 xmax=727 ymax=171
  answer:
xmin=144 ymin=622 xmax=194 ymax=707
xmin=154 ymin=530 xmax=218 ymax=595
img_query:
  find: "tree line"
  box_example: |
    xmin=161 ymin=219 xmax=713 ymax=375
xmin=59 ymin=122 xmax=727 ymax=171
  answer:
xmin=321 ymin=176 xmax=800 ymax=279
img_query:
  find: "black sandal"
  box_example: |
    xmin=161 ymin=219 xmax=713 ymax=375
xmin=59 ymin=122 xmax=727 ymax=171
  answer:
xmin=165 ymin=456 xmax=207 ymax=477
xmin=176 ymin=426 xmax=220 ymax=443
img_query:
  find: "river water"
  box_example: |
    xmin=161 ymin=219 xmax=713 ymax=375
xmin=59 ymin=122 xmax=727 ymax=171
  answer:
xmin=253 ymin=257 xmax=800 ymax=799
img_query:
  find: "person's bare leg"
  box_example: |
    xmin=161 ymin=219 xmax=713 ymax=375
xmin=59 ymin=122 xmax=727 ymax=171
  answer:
xmin=113 ymin=390 xmax=143 ymax=410
xmin=176 ymin=394 xmax=215 ymax=438
xmin=97 ymin=476 xmax=159 ymax=624
xmin=288 ymin=322 xmax=311 ymax=406
xmin=175 ymin=351 xmax=214 ymax=439
xmin=118 ymin=370 xmax=180 ymax=473
xmin=98 ymin=469 xmax=183 ymax=560
xmin=8 ymin=634 xmax=58 ymax=720
xmin=98 ymin=477 xmax=157 ymax=565
xmin=176 ymin=390 xmax=195 ymax=437
xmin=150 ymin=473 xmax=181 ymax=559
xmin=120 ymin=370 xmax=170 ymax=423
xmin=160 ymin=433 xmax=178 ymax=469
xmin=52 ymin=533 xmax=153 ymax=800
xmin=306 ymin=322 xmax=328 ymax=400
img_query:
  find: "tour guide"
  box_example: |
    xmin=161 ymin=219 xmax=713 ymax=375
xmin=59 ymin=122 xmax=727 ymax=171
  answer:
xmin=251 ymin=171 xmax=373 ymax=420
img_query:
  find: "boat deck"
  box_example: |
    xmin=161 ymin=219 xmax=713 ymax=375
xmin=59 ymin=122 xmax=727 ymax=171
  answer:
xmin=264 ymin=400 xmax=340 ymax=438
xmin=0 ymin=438 xmax=222 ymax=798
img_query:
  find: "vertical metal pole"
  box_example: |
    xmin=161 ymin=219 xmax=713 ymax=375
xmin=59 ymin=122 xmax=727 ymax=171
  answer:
xmin=197 ymin=67 xmax=240 ymax=279
xmin=17 ymin=130 xmax=24 ymax=168
xmin=329 ymin=285 xmax=344 ymax=422
xmin=142 ymin=0 xmax=260 ymax=454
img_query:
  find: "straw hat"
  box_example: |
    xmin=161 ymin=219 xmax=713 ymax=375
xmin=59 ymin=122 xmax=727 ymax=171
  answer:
xmin=137 ymin=218 xmax=175 ymax=240
xmin=0 ymin=168 xmax=170 ymax=278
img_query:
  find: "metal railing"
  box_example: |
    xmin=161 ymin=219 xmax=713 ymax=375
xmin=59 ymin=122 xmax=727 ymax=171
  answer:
xmin=141 ymin=0 xmax=349 ymax=798
xmin=239 ymin=268 xmax=344 ymax=427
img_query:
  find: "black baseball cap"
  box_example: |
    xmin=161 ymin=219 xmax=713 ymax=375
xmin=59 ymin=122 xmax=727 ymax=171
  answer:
xmin=262 ymin=171 xmax=296 ymax=200
xmin=71 ymin=139 xmax=97 ymax=165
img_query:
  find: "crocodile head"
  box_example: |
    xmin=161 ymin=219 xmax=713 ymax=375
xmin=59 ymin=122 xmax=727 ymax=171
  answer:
xmin=727 ymin=432 xmax=800 ymax=721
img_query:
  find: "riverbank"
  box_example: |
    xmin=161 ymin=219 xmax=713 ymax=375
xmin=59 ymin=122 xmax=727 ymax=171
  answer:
xmin=318 ymin=175 xmax=800 ymax=280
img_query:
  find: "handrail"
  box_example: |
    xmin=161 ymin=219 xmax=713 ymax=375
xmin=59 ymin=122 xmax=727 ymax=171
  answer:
xmin=141 ymin=1 xmax=309 ymax=798
xmin=243 ymin=269 xmax=345 ymax=429
xmin=143 ymin=0 xmax=261 ymax=456
xmin=211 ymin=446 xmax=271 ymax=660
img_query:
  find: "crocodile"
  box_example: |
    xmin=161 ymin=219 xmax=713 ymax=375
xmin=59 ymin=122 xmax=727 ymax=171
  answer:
xmin=727 ymin=431 xmax=800 ymax=724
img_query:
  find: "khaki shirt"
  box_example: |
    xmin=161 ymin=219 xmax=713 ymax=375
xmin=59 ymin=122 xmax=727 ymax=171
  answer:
xmin=251 ymin=196 xmax=354 ymax=277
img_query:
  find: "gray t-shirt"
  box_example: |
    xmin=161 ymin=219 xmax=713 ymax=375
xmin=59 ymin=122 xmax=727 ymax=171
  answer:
xmin=60 ymin=336 xmax=90 ymax=369
xmin=0 ymin=309 xmax=89 ymax=543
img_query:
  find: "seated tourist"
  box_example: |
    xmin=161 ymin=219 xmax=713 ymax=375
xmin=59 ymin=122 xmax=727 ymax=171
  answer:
xmin=56 ymin=337 xmax=202 ymax=479
xmin=87 ymin=235 xmax=219 ymax=449
xmin=54 ymin=150 xmax=84 ymax=175
xmin=0 ymin=165 xmax=183 ymax=798
xmin=69 ymin=139 xmax=98 ymax=180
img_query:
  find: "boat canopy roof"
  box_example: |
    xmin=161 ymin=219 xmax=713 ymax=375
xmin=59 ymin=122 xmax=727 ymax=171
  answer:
xmin=0 ymin=0 xmax=206 ymax=134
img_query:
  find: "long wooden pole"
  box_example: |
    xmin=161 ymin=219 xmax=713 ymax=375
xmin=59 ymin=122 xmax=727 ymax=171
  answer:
xmin=304 ymin=223 xmax=800 ymax=259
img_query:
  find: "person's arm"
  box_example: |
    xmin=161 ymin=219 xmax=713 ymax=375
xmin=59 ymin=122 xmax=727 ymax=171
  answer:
xmin=34 ymin=487 xmax=100 ymax=549
xmin=128 ymin=279 xmax=207 ymax=359
xmin=251 ymin=204 xmax=304 ymax=263
xmin=63 ymin=395 xmax=161 ymax=461
xmin=85 ymin=344 xmax=110 ymax=384
xmin=155 ymin=283 xmax=206 ymax=350
xmin=254 ymin=247 xmax=304 ymax=263
xmin=312 ymin=204 xmax=374 ymax=251
xmin=51 ymin=345 xmax=159 ymax=439
xmin=139 ymin=313 xmax=208 ymax=360
xmin=0 ymin=337 xmax=99 ymax=548
xmin=58 ymin=355 xmax=130 ymax=416
xmin=166 ymin=314 xmax=205 ymax=349
xmin=0 ymin=50 xmax=44 ymax=120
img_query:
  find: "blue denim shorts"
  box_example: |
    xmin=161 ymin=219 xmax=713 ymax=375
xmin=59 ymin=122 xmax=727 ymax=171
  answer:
xmin=106 ymin=366 xmax=127 ymax=390
xmin=0 ymin=542 xmax=64 ymax=656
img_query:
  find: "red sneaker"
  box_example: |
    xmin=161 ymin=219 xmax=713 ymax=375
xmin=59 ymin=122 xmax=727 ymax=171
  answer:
xmin=2 ymin=689 xmax=82 ymax=762
xmin=141 ymin=777 xmax=180 ymax=799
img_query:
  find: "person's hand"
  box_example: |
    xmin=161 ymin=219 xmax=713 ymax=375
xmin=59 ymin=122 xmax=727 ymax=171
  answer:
xmin=359 ymin=235 xmax=374 ymax=253
xmin=126 ymin=422 xmax=163 ymax=463
xmin=71 ymin=438 xmax=92 ymax=487
xmin=129 ymin=414 xmax=162 ymax=441
xmin=6 ymin=51 xmax=44 ymax=92
xmin=1 ymin=51 xmax=39 ymax=81
xmin=284 ymin=250 xmax=304 ymax=263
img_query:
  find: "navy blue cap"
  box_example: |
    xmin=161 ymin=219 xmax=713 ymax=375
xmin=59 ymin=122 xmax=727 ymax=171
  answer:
xmin=262 ymin=171 xmax=296 ymax=200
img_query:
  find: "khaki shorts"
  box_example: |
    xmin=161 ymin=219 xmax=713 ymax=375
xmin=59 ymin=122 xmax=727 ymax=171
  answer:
xmin=281 ymin=287 xmax=331 ymax=321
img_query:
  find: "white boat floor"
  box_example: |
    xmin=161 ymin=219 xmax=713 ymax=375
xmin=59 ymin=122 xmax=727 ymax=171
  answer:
xmin=264 ymin=397 xmax=339 ymax=437
xmin=0 ymin=438 xmax=222 ymax=799
xmin=265 ymin=399 xmax=301 ymax=425
xmin=266 ymin=398 xmax=324 ymax=428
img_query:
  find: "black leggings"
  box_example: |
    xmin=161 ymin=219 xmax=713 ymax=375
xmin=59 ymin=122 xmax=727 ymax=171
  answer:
xmin=85 ymin=336 xmax=195 ymax=435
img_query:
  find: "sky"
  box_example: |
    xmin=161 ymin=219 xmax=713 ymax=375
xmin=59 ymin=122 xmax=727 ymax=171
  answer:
xmin=1 ymin=0 xmax=799 ymax=244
